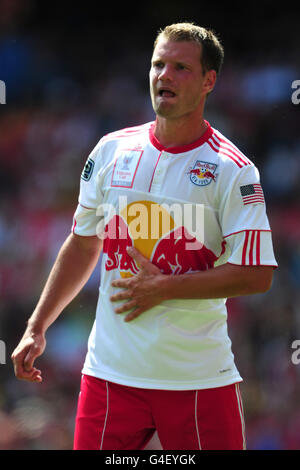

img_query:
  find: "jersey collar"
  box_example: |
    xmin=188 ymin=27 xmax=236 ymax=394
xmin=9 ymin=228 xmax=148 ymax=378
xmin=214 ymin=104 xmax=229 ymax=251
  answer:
xmin=149 ymin=120 xmax=213 ymax=154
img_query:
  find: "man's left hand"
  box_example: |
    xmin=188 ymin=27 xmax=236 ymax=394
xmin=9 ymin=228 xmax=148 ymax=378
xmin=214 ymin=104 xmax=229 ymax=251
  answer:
xmin=110 ymin=246 xmax=168 ymax=322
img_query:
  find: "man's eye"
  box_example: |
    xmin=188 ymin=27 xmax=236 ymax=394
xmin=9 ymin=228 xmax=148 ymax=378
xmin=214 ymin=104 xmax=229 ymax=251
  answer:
xmin=176 ymin=64 xmax=186 ymax=70
xmin=153 ymin=62 xmax=164 ymax=69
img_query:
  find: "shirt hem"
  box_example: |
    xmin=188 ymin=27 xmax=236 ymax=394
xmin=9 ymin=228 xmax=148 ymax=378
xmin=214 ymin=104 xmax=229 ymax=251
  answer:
xmin=81 ymin=366 xmax=243 ymax=391
xmin=227 ymin=261 xmax=278 ymax=269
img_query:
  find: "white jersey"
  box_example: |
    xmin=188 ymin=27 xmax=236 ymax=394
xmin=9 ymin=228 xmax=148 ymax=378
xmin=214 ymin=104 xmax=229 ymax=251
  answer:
xmin=72 ymin=120 xmax=278 ymax=390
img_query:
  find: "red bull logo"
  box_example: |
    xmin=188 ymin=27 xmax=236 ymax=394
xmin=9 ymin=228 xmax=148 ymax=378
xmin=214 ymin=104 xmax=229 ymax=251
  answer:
xmin=103 ymin=215 xmax=139 ymax=276
xmin=188 ymin=160 xmax=217 ymax=186
xmin=102 ymin=200 xmax=216 ymax=278
xmin=151 ymin=226 xmax=217 ymax=274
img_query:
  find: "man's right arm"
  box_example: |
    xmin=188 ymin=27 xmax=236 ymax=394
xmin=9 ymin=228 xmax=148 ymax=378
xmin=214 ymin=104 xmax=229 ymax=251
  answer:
xmin=11 ymin=232 xmax=102 ymax=383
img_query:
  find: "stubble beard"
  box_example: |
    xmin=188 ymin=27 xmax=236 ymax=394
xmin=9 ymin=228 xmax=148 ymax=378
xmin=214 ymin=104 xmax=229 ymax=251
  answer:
xmin=151 ymin=95 xmax=182 ymax=120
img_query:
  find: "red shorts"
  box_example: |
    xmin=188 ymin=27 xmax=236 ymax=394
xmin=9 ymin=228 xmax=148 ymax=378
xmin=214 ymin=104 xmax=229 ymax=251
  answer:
xmin=74 ymin=374 xmax=246 ymax=450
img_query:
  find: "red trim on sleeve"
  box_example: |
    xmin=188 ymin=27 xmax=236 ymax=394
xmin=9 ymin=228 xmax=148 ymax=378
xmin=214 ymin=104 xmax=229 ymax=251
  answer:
xmin=227 ymin=229 xmax=277 ymax=268
xmin=249 ymin=231 xmax=256 ymax=266
xmin=242 ymin=231 xmax=249 ymax=265
xmin=256 ymin=231 xmax=261 ymax=265
xmin=207 ymin=137 xmax=244 ymax=168
xmin=212 ymin=132 xmax=252 ymax=166
xmin=227 ymin=262 xmax=278 ymax=269
xmin=223 ymin=229 xmax=272 ymax=239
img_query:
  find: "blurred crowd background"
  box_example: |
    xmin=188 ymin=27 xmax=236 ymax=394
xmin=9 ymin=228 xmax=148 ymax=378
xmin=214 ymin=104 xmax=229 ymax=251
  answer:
xmin=0 ymin=0 xmax=300 ymax=450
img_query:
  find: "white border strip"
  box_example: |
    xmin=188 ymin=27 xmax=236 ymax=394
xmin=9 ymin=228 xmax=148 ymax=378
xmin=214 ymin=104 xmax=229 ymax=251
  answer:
xmin=195 ymin=391 xmax=202 ymax=450
xmin=100 ymin=381 xmax=109 ymax=450
xmin=235 ymin=383 xmax=246 ymax=449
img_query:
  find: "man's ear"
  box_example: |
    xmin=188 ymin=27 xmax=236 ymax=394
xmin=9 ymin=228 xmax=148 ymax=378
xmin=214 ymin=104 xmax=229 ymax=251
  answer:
xmin=203 ymin=69 xmax=217 ymax=95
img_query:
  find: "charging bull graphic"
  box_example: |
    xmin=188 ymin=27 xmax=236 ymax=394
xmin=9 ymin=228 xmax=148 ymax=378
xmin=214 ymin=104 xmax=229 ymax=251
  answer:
xmin=102 ymin=200 xmax=217 ymax=278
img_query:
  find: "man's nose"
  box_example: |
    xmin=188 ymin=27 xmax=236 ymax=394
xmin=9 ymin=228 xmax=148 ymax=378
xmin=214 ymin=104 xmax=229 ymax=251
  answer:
xmin=158 ymin=64 xmax=173 ymax=81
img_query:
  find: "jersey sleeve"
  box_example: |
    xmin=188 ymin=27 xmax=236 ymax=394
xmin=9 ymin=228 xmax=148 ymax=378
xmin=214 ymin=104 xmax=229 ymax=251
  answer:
xmin=71 ymin=140 xmax=104 ymax=237
xmin=219 ymin=164 xmax=278 ymax=267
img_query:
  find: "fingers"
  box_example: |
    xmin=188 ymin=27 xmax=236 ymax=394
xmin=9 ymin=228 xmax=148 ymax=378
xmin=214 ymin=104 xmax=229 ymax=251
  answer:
xmin=110 ymin=289 xmax=132 ymax=302
xmin=11 ymin=340 xmax=44 ymax=383
xmin=24 ymin=345 xmax=40 ymax=372
xmin=124 ymin=308 xmax=143 ymax=322
xmin=114 ymin=299 xmax=137 ymax=314
xmin=111 ymin=278 xmax=130 ymax=289
xmin=16 ymin=366 xmax=42 ymax=382
xmin=13 ymin=356 xmax=42 ymax=382
xmin=110 ymin=246 xmax=163 ymax=321
xmin=126 ymin=246 xmax=147 ymax=267
xmin=126 ymin=246 xmax=160 ymax=274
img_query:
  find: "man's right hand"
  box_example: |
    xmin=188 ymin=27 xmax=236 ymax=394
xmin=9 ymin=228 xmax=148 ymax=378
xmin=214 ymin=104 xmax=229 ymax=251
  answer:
xmin=11 ymin=330 xmax=46 ymax=382
xmin=11 ymin=233 xmax=102 ymax=384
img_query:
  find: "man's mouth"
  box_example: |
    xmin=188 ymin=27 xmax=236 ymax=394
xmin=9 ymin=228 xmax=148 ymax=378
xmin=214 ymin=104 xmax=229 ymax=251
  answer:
xmin=158 ymin=89 xmax=176 ymax=98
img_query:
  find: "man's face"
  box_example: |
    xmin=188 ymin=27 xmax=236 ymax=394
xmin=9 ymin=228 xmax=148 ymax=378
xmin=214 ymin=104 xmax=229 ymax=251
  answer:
xmin=149 ymin=37 xmax=213 ymax=119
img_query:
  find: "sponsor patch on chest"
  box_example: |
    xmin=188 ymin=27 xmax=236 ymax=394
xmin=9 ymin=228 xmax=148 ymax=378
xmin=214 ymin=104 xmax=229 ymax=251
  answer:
xmin=111 ymin=150 xmax=143 ymax=188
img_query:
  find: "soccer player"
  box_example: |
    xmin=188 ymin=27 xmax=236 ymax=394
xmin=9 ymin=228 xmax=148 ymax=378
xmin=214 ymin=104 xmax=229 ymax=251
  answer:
xmin=12 ymin=23 xmax=278 ymax=450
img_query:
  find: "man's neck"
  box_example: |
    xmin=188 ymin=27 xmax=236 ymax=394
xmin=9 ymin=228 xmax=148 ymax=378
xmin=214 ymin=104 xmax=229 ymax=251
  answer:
xmin=153 ymin=115 xmax=208 ymax=149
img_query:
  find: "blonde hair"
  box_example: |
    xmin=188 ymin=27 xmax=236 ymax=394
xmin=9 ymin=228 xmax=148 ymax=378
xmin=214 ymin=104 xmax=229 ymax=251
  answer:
xmin=154 ymin=22 xmax=224 ymax=76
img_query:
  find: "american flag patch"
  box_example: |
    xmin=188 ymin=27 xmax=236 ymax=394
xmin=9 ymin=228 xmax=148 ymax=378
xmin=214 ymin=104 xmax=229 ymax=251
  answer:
xmin=240 ymin=183 xmax=265 ymax=205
